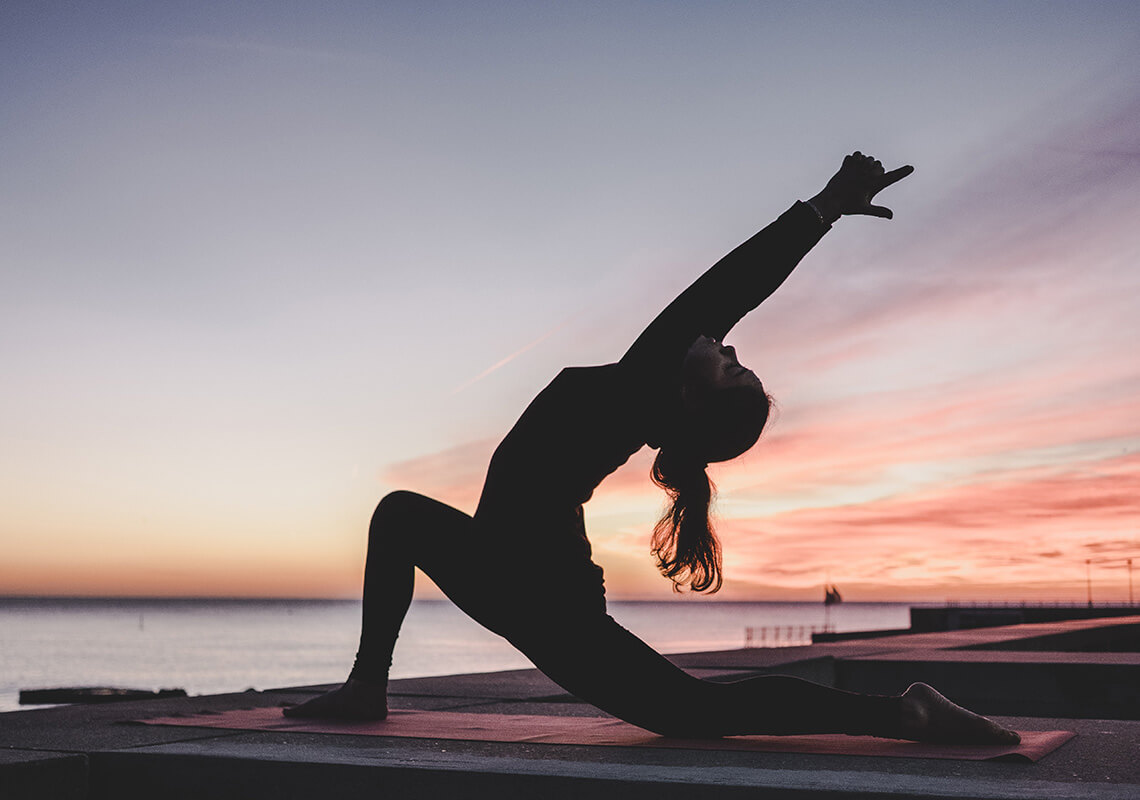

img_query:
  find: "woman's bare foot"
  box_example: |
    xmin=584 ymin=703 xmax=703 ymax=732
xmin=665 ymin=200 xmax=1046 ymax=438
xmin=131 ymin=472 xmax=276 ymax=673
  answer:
xmin=896 ymin=683 xmax=1020 ymax=745
xmin=282 ymin=678 xmax=388 ymax=721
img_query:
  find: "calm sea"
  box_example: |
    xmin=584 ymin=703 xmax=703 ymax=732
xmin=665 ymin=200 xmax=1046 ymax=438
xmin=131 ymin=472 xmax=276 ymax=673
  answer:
xmin=0 ymin=599 xmax=910 ymax=713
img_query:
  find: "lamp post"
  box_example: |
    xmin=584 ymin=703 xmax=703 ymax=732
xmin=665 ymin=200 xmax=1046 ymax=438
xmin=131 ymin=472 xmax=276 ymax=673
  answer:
xmin=1086 ymin=559 xmax=1092 ymax=608
xmin=1129 ymin=558 xmax=1134 ymax=607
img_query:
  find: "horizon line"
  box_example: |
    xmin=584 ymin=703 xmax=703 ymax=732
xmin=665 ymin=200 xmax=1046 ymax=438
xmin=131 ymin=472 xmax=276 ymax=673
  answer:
xmin=2 ymin=594 xmax=1135 ymax=607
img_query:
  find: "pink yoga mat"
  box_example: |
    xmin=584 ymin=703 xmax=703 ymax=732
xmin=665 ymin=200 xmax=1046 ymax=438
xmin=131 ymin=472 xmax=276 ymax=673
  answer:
xmin=138 ymin=706 xmax=1073 ymax=763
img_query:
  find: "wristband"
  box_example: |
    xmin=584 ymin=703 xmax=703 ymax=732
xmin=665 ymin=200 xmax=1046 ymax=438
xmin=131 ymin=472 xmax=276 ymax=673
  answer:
xmin=804 ymin=199 xmax=828 ymax=226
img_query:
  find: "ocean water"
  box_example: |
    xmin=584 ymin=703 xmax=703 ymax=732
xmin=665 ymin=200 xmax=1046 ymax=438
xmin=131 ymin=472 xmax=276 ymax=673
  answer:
xmin=0 ymin=599 xmax=910 ymax=713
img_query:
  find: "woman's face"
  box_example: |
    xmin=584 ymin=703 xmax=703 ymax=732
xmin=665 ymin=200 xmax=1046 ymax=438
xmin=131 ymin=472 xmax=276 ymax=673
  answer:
xmin=681 ymin=336 xmax=762 ymax=406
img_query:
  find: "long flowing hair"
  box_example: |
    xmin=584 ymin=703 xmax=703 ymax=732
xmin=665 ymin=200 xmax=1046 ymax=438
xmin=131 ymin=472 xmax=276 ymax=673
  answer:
xmin=650 ymin=385 xmax=773 ymax=592
xmin=650 ymin=448 xmax=721 ymax=593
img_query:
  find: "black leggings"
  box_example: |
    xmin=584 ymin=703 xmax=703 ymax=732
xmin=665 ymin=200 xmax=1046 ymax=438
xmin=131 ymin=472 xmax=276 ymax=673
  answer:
xmin=351 ymin=490 xmax=894 ymax=737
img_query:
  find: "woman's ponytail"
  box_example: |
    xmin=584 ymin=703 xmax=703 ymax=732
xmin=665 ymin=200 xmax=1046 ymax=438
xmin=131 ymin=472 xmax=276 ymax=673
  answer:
xmin=650 ymin=448 xmax=722 ymax=593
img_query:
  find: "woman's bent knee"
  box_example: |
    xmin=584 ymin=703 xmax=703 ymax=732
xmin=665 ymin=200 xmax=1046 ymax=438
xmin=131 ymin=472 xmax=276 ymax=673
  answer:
xmin=368 ymin=491 xmax=426 ymax=546
xmin=371 ymin=490 xmax=423 ymax=525
xmin=368 ymin=491 xmax=473 ymax=553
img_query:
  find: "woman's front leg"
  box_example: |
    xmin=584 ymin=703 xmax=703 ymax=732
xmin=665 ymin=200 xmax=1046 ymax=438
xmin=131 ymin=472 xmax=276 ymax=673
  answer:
xmin=284 ymin=491 xmax=476 ymax=719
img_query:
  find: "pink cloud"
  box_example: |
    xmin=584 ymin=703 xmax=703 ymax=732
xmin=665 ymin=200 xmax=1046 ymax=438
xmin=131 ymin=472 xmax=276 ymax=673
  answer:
xmin=379 ymin=438 xmax=497 ymax=512
xmin=717 ymin=451 xmax=1140 ymax=597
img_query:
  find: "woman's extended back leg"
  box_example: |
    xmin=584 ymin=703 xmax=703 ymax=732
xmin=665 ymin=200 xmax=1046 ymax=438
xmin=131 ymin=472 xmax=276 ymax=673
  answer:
xmin=521 ymin=614 xmax=1017 ymax=743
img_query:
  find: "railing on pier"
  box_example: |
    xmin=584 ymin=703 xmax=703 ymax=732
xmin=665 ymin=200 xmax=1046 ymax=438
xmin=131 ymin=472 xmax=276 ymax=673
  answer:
xmin=743 ymin=624 xmax=835 ymax=648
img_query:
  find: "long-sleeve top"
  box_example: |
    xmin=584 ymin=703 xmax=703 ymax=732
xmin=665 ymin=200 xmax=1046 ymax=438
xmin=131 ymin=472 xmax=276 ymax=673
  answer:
xmin=473 ymin=202 xmax=830 ymax=604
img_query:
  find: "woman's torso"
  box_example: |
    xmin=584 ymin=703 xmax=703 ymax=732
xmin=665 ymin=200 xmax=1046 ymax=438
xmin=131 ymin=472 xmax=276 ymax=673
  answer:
xmin=473 ymin=363 xmax=665 ymax=600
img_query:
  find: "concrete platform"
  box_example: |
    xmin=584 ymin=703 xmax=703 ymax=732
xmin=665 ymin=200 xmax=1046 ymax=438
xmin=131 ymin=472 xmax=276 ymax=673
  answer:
xmin=4 ymin=616 xmax=1139 ymax=799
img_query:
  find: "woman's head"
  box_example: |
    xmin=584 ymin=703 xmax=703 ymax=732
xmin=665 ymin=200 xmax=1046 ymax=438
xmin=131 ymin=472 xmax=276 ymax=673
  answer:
xmin=676 ymin=335 xmax=772 ymax=463
xmin=649 ymin=336 xmax=772 ymax=593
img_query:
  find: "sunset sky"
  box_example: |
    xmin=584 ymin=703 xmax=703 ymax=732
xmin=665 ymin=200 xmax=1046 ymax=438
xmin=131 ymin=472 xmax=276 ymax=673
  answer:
xmin=3 ymin=2 xmax=1138 ymax=602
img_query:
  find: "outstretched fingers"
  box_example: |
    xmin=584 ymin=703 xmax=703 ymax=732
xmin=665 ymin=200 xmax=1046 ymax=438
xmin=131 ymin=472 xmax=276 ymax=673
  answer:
xmin=865 ymin=164 xmax=915 ymax=218
xmin=812 ymin=152 xmax=915 ymax=222
xmin=879 ymin=164 xmax=915 ymax=189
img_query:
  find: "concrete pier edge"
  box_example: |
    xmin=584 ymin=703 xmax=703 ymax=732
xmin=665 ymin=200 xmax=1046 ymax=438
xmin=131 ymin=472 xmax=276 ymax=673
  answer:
xmin=3 ymin=614 xmax=1138 ymax=799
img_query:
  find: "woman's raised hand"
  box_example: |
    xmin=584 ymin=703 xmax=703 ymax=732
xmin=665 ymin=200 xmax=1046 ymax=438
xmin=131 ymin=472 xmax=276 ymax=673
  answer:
xmin=809 ymin=152 xmax=914 ymax=223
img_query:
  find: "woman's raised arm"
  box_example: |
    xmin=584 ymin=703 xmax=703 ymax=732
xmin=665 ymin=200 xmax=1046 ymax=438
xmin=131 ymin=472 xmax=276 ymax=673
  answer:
xmin=618 ymin=153 xmax=913 ymax=383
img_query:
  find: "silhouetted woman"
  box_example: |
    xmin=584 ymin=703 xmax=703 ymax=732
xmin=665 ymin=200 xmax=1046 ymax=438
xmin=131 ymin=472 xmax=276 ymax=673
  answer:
xmin=286 ymin=153 xmax=1019 ymax=744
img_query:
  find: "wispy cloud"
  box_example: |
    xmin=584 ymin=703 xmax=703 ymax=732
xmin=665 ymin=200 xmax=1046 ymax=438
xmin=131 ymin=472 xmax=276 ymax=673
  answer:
xmin=744 ymin=79 xmax=1140 ymax=372
xmin=452 ymin=317 xmax=575 ymax=394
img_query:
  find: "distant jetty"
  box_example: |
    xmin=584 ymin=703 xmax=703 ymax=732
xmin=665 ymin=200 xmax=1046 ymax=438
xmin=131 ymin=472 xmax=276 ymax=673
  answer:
xmin=19 ymin=687 xmax=187 ymax=705
xmin=909 ymin=603 xmax=1140 ymax=633
xmin=811 ymin=602 xmax=1140 ymax=644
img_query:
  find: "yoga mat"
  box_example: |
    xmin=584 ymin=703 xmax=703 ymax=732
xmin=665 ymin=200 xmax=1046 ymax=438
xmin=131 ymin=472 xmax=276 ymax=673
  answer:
xmin=138 ymin=707 xmax=1073 ymax=763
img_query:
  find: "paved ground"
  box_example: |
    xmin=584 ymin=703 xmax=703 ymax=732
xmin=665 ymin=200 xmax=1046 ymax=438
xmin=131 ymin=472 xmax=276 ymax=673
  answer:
xmin=3 ymin=616 xmax=1139 ymax=799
